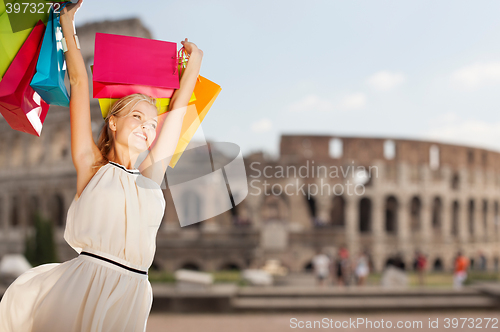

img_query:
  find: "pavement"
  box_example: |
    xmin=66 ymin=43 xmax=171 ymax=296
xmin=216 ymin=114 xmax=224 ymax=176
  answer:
xmin=146 ymin=310 xmax=500 ymax=332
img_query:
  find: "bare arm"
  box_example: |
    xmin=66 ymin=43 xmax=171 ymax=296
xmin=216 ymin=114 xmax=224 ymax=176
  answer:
xmin=138 ymin=39 xmax=203 ymax=184
xmin=60 ymin=0 xmax=101 ymax=197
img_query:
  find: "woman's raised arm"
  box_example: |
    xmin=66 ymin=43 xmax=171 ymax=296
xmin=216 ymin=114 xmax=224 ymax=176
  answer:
xmin=60 ymin=0 xmax=102 ymax=196
xmin=138 ymin=39 xmax=203 ymax=184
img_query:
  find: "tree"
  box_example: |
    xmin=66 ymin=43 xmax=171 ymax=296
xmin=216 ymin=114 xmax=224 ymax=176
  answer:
xmin=24 ymin=212 xmax=59 ymax=266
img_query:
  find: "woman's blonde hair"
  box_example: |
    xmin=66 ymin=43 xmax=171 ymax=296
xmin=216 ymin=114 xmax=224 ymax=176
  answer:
xmin=92 ymin=93 xmax=157 ymax=169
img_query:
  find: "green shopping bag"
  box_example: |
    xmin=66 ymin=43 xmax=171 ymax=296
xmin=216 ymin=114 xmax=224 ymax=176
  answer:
xmin=3 ymin=0 xmax=51 ymax=33
xmin=0 ymin=2 xmax=32 ymax=78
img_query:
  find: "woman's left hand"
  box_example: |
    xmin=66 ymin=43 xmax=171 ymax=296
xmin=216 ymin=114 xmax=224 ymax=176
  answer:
xmin=180 ymin=38 xmax=202 ymax=56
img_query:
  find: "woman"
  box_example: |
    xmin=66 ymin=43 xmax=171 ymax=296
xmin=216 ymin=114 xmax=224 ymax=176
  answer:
xmin=0 ymin=0 xmax=203 ymax=330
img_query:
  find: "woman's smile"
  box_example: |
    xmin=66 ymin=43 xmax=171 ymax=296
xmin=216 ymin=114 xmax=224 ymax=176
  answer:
xmin=133 ymin=131 xmax=147 ymax=141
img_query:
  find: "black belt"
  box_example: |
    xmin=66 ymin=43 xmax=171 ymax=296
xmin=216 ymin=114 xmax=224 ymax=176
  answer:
xmin=80 ymin=251 xmax=148 ymax=275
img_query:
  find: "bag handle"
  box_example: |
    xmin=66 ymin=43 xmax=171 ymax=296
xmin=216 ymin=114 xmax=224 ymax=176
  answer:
xmin=174 ymin=46 xmax=201 ymax=82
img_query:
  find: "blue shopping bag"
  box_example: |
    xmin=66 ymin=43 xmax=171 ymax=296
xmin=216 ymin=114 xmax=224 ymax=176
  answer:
xmin=30 ymin=6 xmax=69 ymax=107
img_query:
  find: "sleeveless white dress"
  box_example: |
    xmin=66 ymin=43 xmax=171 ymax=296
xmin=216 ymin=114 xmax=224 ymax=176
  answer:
xmin=0 ymin=161 xmax=165 ymax=332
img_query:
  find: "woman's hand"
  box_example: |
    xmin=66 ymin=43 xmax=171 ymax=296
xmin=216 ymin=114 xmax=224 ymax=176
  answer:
xmin=180 ymin=38 xmax=203 ymax=57
xmin=60 ymin=0 xmax=84 ymax=23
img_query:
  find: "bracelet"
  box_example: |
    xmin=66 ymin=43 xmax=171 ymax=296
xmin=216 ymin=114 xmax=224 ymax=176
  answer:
xmin=61 ymin=35 xmax=81 ymax=53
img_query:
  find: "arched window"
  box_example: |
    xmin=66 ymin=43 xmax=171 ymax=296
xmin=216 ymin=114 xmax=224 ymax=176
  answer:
xmin=359 ymin=198 xmax=371 ymax=233
xmin=451 ymin=173 xmax=460 ymax=190
xmin=385 ymin=196 xmax=398 ymax=233
xmin=29 ymin=196 xmax=39 ymax=227
xmin=383 ymin=140 xmax=396 ymax=160
xmin=219 ymin=262 xmax=241 ymax=271
xmin=451 ymin=201 xmax=459 ymax=237
xmin=468 ymin=199 xmax=475 ymax=235
xmin=329 ymin=138 xmax=343 ymax=159
xmin=432 ymin=197 xmax=442 ymax=230
xmin=50 ymin=194 xmax=65 ymax=227
xmin=433 ymin=258 xmax=443 ymax=271
xmin=483 ymin=200 xmax=488 ymax=238
xmin=429 ymin=145 xmax=440 ymax=170
xmin=410 ymin=196 xmax=421 ymax=231
xmin=10 ymin=195 xmax=19 ymax=227
xmin=331 ymin=195 xmax=345 ymax=226
xmin=305 ymin=195 xmax=316 ymax=219
xmin=181 ymin=262 xmax=201 ymax=271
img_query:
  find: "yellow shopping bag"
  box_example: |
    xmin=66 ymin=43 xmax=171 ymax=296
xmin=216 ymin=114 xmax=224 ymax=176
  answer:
xmin=169 ymin=75 xmax=221 ymax=168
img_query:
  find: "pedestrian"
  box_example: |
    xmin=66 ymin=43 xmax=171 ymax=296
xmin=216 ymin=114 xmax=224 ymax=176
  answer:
xmin=453 ymin=251 xmax=469 ymax=290
xmin=355 ymin=251 xmax=370 ymax=286
xmin=312 ymin=248 xmax=331 ymax=287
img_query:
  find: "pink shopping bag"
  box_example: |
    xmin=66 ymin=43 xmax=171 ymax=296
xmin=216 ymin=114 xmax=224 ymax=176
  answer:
xmin=92 ymin=33 xmax=179 ymax=98
xmin=0 ymin=20 xmax=48 ymax=136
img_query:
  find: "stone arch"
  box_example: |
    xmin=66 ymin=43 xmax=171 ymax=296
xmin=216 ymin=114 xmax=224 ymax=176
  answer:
xmin=150 ymin=260 xmax=161 ymax=271
xmin=433 ymin=258 xmax=443 ymax=271
xmin=10 ymin=195 xmax=19 ymax=227
xmin=432 ymin=197 xmax=443 ymax=230
xmin=410 ymin=196 xmax=421 ymax=232
xmin=451 ymin=173 xmax=460 ymax=190
xmin=28 ymin=195 xmax=40 ymax=227
xmin=359 ymin=197 xmax=371 ymax=233
xmin=468 ymin=199 xmax=475 ymax=235
xmin=451 ymin=201 xmax=459 ymax=237
xmin=304 ymin=194 xmax=317 ymax=219
xmin=261 ymin=193 xmax=289 ymax=221
xmin=0 ymin=196 xmax=3 ymax=229
xmin=303 ymin=260 xmax=313 ymax=272
xmin=179 ymin=262 xmax=202 ymax=271
xmin=50 ymin=194 xmax=65 ymax=227
xmin=385 ymin=196 xmax=398 ymax=233
xmin=331 ymin=195 xmax=345 ymax=226
xmin=495 ymin=201 xmax=499 ymax=234
xmin=219 ymin=262 xmax=241 ymax=271
xmin=482 ymin=200 xmax=488 ymax=235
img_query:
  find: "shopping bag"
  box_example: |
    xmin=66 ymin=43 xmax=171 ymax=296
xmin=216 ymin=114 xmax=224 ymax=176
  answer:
xmin=98 ymin=93 xmax=196 ymax=119
xmin=90 ymin=64 xmax=194 ymax=118
xmin=0 ymin=3 xmax=33 ymax=78
xmin=169 ymin=75 xmax=221 ymax=168
xmin=3 ymin=0 xmax=51 ymax=33
xmin=0 ymin=20 xmax=49 ymax=136
xmin=30 ymin=6 xmax=69 ymax=106
xmin=93 ymin=81 xmax=175 ymax=99
xmin=92 ymin=33 xmax=179 ymax=98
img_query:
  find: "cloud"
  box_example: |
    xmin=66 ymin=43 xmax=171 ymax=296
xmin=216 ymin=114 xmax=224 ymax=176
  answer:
xmin=366 ymin=71 xmax=406 ymax=91
xmin=339 ymin=92 xmax=366 ymax=110
xmin=451 ymin=62 xmax=500 ymax=89
xmin=251 ymin=118 xmax=272 ymax=133
xmin=425 ymin=112 xmax=500 ymax=151
xmin=288 ymin=94 xmax=335 ymax=113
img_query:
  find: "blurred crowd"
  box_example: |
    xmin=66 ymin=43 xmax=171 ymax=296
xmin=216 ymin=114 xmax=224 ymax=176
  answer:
xmin=310 ymin=247 xmax=481 ymax=289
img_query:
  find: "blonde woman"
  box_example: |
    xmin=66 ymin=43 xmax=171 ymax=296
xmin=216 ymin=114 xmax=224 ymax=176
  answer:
xmin=0 ymin=0 xmax=203 ymax=330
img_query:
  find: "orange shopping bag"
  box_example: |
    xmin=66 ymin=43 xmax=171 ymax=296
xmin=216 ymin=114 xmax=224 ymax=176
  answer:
xmin=168 ymin=75 xmax=221 ymax=168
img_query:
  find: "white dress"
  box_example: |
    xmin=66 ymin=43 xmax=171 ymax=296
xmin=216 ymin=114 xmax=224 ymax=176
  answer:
xmin=0 ymin=161 xmax=165 ymax=332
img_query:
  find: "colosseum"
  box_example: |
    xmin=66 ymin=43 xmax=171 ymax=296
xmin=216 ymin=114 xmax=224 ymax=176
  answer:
xmin=0 ymin=18 xmax=498 ymax=275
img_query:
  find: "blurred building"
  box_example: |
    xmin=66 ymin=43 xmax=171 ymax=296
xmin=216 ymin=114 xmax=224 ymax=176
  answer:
xmin=0 ymin=19 xmax=499 ymax=274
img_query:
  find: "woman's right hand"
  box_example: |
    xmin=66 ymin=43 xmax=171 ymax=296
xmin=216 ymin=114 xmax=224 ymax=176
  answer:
xmin=60 ymin=0 xmax=84 ymax=22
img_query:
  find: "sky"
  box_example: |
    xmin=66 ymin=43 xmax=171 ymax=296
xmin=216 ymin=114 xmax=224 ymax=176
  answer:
xmin=74 ymin=0 xmax=500 ymax=158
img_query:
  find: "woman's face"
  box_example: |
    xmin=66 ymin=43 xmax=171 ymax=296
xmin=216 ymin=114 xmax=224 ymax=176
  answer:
xmin=111 ymin=100 xmax=158 ymax=153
